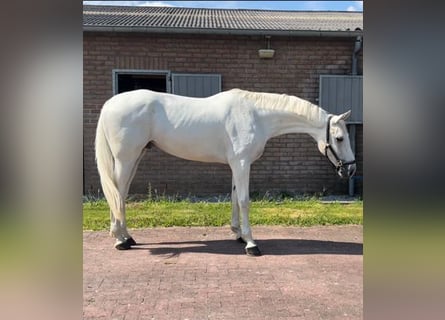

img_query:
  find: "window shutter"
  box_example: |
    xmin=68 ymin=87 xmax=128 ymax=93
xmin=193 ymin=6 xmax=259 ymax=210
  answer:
xmin=319 ymin=75 xmax=363 ymax=123
xmin=171 ymin=73 xmax=222 ymax=97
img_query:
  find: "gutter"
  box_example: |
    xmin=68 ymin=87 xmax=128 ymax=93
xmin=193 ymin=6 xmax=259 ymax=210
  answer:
xmin=83 ymin=26 xmax=363 ymax=38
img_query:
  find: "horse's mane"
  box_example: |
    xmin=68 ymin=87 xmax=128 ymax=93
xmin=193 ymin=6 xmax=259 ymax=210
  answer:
xmin=231 ymin=89 xmax=327 ymax=125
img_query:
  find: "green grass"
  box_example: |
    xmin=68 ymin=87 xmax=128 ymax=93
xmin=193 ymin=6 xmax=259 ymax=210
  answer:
xmin=83 ymin=198 xmax=363 ymax=231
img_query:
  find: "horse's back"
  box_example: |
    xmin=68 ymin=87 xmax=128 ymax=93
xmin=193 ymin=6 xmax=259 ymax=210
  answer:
xmin=102 ymin=89 xmax=233 ymax=116
xmin=102 ymin=89 xmax=167 ymax=115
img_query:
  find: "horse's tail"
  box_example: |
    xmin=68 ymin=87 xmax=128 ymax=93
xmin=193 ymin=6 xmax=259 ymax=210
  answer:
xmin=95 ymin=112 xmax=124 ymax=230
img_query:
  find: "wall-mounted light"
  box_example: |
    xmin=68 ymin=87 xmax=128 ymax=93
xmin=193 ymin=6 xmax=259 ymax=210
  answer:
xmin=258 ymin=35 xmax=275 ymax=59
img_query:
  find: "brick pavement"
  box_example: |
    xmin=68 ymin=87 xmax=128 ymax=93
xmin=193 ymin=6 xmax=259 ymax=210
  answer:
xmin=83 ymin=226 xmax=362 ymax=320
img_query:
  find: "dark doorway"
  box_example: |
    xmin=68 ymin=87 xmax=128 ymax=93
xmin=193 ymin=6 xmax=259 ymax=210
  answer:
xmin=116 ymin=73 xmax=167 ymax=94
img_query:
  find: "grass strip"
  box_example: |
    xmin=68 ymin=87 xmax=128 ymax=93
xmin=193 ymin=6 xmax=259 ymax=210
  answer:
xmin=83 ymin=199 xmax=363 ymax=231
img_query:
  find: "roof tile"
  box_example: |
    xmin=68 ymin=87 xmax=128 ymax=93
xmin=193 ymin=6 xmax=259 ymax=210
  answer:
xmin=83 ymin=5 xmax=363 ymax=33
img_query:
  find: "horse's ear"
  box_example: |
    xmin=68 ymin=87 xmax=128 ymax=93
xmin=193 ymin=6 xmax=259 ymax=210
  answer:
xmin=338 ymin=110 xmax=351 ymax=121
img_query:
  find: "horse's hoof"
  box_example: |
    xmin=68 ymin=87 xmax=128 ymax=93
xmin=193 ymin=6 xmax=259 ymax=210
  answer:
xmin=126 ymin=237 xmax=137 ymax=245
xmin=237 ymin=237 xmax=246 ymax=244
xmin=115 ymin=240 xmax=132 ymax=250
xmin=246 ymin=246 xmax=262 ymax=256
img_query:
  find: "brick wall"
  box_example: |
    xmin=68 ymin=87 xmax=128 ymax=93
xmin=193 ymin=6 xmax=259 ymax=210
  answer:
xmin=84 ymin=32 xmax=363 ymax=197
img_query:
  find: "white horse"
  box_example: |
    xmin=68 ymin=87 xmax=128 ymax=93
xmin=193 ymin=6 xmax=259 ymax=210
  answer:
xmin=95 ymin=88 xmax=356 ymax=256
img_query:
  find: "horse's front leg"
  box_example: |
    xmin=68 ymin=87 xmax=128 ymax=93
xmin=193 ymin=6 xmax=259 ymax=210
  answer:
xmin=230 ymin=177 xmax=242 ymax=241
xmin=230 ymin=160 xmax=261 ymax=256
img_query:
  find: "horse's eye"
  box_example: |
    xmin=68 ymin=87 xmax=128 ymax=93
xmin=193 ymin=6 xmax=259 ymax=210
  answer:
xmin=336 ymin=136 xmax=344 ymax=142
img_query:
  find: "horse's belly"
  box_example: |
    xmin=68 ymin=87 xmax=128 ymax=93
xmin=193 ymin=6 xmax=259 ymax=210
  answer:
xmin=153 ymin=137 xmax=227 ymax=164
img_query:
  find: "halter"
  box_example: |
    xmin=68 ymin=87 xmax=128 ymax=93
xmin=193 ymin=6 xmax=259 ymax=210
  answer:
xmin=324 ymin=115 xmax=356 ymax=172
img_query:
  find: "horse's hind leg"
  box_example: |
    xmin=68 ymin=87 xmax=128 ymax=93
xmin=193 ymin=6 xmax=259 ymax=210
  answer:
xmin=111 ymin=150 xmax=144 ymax=249
xmin=119 ymin=150 xmax=146 ymax=245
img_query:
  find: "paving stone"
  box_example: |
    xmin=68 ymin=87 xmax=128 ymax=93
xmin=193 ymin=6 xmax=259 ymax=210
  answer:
xmin=84 ymin=226 xmax=362 ymax=319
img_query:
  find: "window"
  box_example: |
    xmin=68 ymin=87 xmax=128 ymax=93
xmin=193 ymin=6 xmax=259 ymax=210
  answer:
xmin=113 ymin=70 xmax=221 ymax=97
xmin=113 ymin=70 xmax=170 ymax=95
xmin=117 ymin=74 xmax=167 ymax=93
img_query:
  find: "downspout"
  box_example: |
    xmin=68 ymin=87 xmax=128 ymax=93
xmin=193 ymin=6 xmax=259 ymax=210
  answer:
xmin=351 ymin=35 xmax=362 ymax=76
xmin=349 ymin=35 xmax=362 ymax=196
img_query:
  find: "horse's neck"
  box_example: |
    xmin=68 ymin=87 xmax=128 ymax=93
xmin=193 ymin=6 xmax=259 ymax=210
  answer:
xmin=260 ymin=108 xmax=327 ymax=141
xmin=237 ymin=90 xmax=327 ymax=141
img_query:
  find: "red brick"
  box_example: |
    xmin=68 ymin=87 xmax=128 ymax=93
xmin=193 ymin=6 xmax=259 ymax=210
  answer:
xmin=83 ymin=32 xmax=363 ymax=196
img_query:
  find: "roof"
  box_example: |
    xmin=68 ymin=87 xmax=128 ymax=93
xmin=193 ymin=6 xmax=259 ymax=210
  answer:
xmin=83 ymin=5 xmax=363 ymax=37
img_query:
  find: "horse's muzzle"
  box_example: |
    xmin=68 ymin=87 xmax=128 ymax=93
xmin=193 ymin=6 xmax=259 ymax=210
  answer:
xmin=338 ymin=163 xmax=356 ymax=179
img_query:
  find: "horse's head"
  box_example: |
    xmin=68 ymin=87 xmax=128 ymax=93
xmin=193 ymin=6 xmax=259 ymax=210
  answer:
xmin=317 ymin=110 xmax=356 ymax=179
